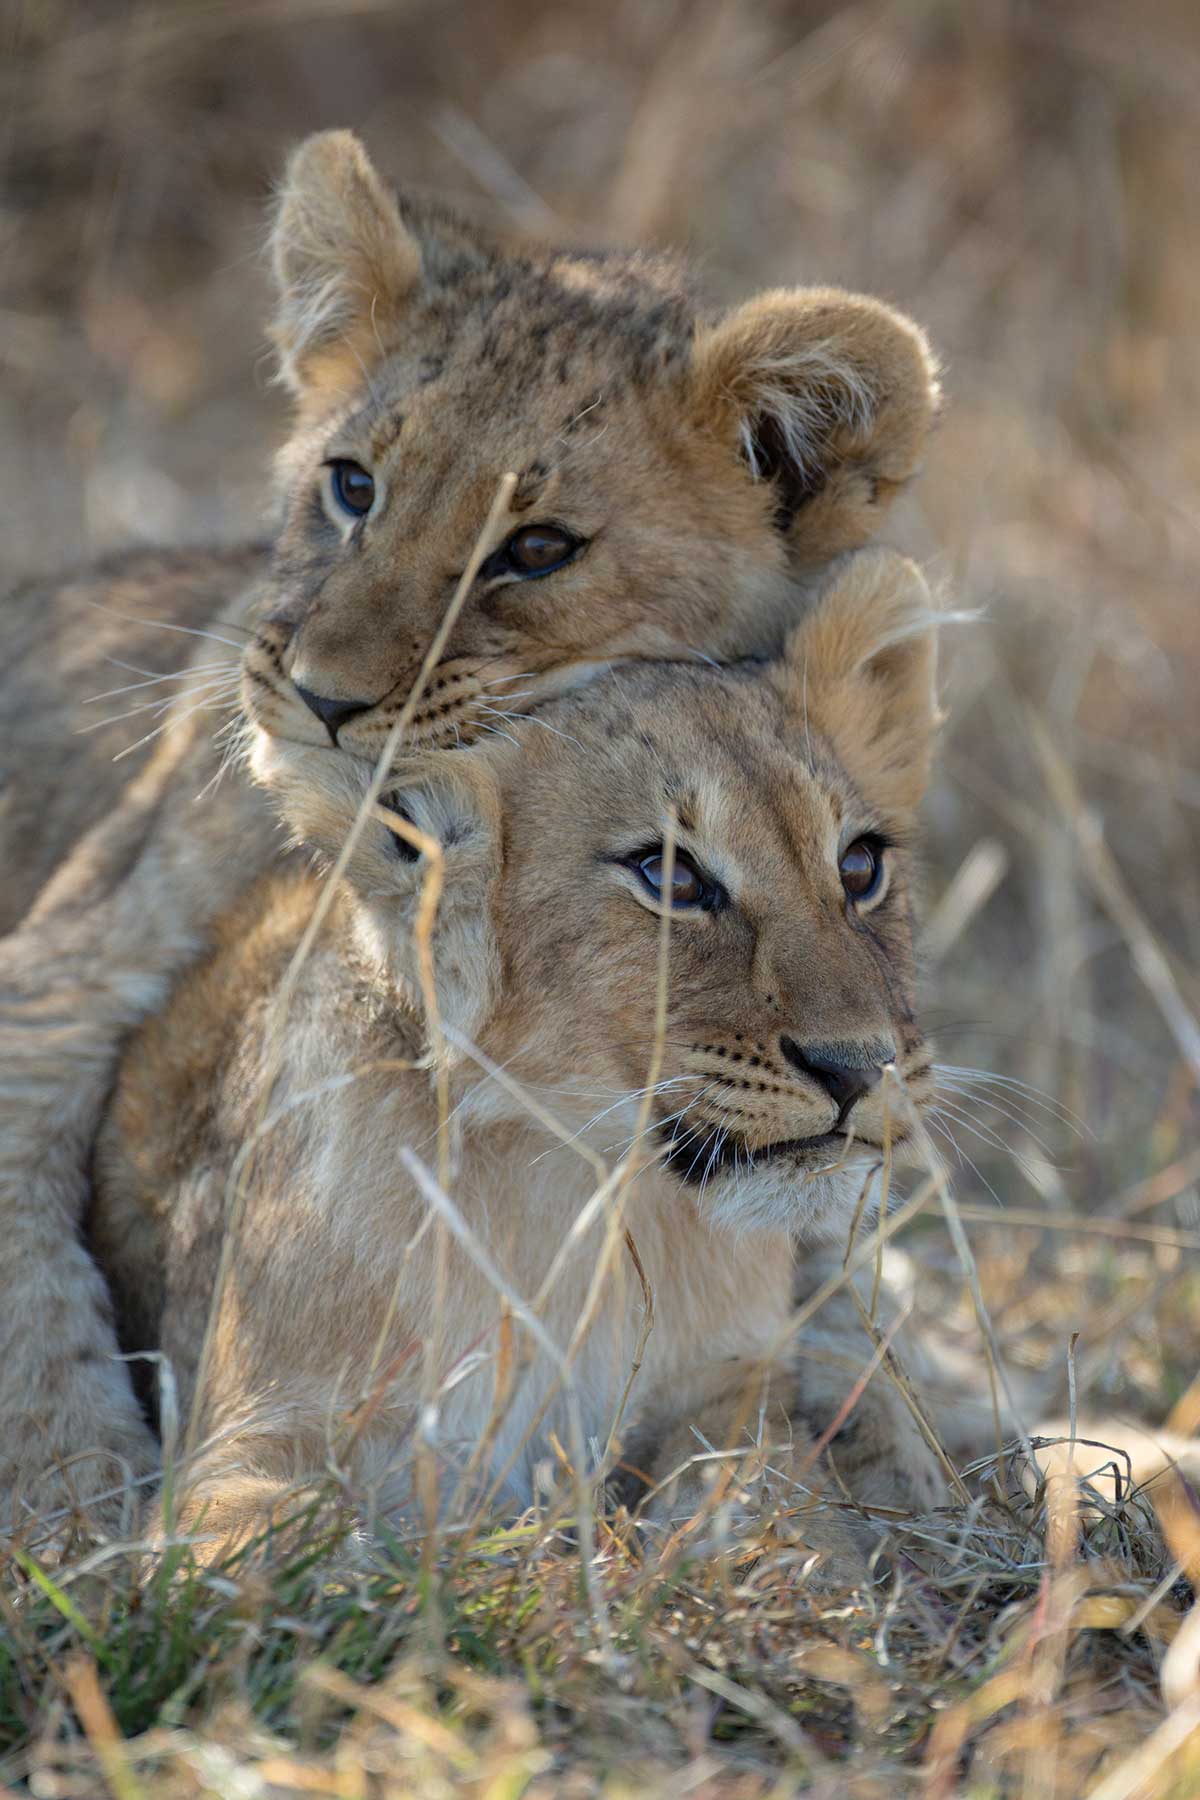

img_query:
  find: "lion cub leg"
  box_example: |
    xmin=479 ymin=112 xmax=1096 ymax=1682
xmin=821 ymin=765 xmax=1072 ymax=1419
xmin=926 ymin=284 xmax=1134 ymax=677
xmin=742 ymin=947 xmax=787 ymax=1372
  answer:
xmin=617 ymin=1356 xmax=866 ymax=1586
xmin=0 ymin=792 xmax=176 ymax=1544
xmin=141 ymin=1306 xmax=375 ymax=1569
xmin=790 ymin=1252 xmax=973 ymax=1517
xmin=149 ymin=1461 xmax=341 ymax=1568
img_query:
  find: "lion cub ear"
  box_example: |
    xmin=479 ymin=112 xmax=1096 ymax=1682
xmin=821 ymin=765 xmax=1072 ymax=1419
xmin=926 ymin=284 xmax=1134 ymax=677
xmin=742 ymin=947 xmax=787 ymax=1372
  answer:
xmin=691 ymin=290 xmax=940 ymax=565
xmin=270 ymin=130 xmax=423 ymax=405
xmin=782 ymin=549 xmax=941 ymax=815
xmin=360 ymin=760 xmax=504 ymax=1067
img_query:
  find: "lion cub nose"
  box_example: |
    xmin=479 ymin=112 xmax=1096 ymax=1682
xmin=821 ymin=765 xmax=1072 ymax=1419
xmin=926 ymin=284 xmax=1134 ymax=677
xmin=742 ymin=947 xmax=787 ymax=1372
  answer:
xmin=778 ymin=1037 xmax=895 ymax=1116
xmin=293 ymin=683 xmax=372 ymax=744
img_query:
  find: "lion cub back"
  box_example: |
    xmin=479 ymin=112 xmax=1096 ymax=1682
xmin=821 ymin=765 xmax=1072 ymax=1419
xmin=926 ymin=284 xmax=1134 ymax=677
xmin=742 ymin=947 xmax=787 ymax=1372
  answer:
xmin=0 ymin=543 xmax=267 ymax=931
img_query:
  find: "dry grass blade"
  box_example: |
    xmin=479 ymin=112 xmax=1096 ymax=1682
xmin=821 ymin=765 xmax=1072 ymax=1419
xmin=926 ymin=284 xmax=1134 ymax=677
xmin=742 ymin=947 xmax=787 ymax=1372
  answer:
xmin=844 ymin=1285 xmax=969 ymax=1504
xmin=1084 ymin=1697 xmax=1200 ymax=1800
xmin=366 ymin=805 xmax=450 ymax=1421
xmin=181 ymin=471 xmax=518 ymax=1469
xmin=64 ymin=1657 xmax=145 ymax=1800
xmin=1029 ymin=712 xmax=1200 ymax=1086
xmin=1153 ymin=1474 xmax=1200 ymax=1716
xmin=954 ymin=1205 xmax=1200 ymax=1250
xmin=923 ymin=837 xmax=1011 ymax=965
xmin=398 ymin=1147 xmax=608 ymax=1650
xmin=1116 ymin=1146 xmax=1200 ymax=1219
xmin=600 ymin=805 xmax=675 ymax=1459
xmin=267 ymin=467 xmax=520 ymax=1047
xmin=925 ymin=1140 xmax=1034 ymax=1474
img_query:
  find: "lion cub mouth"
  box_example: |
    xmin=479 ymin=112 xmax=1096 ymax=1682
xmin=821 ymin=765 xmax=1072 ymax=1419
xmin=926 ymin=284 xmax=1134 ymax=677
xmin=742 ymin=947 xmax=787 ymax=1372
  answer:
xmin=659 ymin=1124 xmax=908 ymax=1184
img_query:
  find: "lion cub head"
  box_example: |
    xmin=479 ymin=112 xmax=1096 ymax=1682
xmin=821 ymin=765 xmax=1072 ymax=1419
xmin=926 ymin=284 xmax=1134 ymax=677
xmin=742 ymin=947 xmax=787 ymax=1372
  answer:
xmin=284 ymin=548 xmax=941 ymax=1241
xmin=244 ymin=130 xmax=939 ymax=824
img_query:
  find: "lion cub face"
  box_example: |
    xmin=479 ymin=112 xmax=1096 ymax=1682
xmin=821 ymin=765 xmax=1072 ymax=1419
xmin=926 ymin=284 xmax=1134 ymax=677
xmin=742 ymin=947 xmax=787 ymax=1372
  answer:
xmin=244 ymin=132 xmax=938 ymax=832
xmin=287 ymin=550 xmax=940 ymax=1242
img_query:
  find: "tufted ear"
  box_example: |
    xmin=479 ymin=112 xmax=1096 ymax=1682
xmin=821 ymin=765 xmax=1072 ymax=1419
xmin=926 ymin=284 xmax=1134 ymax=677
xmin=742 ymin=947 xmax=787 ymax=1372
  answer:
xmin=691 ymin=290 xmax=940 ymax=566
xmin=270 ymin=130 xmax=423 ymax=405
xmin=781 ymin=549 xmax=942 ymax=816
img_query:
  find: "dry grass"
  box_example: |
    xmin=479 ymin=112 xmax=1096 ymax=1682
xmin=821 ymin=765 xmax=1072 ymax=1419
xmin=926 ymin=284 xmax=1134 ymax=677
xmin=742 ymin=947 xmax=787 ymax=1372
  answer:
xmin=3 ymin=0 xmax=1200 ymax=1793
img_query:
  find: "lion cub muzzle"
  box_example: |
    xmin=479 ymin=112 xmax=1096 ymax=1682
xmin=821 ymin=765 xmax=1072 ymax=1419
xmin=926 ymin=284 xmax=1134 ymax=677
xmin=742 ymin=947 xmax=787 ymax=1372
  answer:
xmin=242 ymin=621 xmax=536 ymax=759
xmin=659 ymin=1028 xmax=926 ymax=1188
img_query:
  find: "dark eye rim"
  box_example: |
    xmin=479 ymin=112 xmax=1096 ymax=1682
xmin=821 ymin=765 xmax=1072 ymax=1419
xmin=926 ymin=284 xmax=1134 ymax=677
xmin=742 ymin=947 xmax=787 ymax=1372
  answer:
xmin=480 ymin=521 xmax=586 ymax=582
xmin=324 ymin=457 xmax=376 ymax=518
xmin=839 ymin=833 xmax=889 ymax=904
xmin=606 ymin=845 xmax=726 ymax=913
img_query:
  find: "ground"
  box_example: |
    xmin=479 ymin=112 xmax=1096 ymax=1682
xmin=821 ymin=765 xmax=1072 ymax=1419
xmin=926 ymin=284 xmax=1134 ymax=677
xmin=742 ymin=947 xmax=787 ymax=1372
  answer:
xmin=2 ymin=1 xmax=1199 ymax=1793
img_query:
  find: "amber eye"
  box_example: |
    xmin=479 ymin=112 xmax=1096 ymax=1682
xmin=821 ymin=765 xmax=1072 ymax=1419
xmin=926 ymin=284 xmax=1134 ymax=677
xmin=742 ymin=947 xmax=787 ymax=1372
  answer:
xmin=634 ymin=849 xmax=714 ymax=909
xmin=326 ymin=459 xmax=375 ymax=518
xmin=500 ymin=524 xmax=580 ymax=577
xmin=840 ymin=837 xmax=885 ymax=902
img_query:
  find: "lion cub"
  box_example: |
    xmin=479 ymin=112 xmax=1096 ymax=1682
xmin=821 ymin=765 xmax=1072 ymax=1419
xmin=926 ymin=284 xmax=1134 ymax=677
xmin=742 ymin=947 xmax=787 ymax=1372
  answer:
xmin=90 ymin=551 xmax=944 ymax=1569
xmin=1 ymin=129 xmax=939 ymax=1536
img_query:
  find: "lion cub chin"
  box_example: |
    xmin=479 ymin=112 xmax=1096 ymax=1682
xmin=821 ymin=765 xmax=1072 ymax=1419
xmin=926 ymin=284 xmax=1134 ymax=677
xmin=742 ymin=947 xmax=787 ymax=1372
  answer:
xmin=88 ymin=549 xmax=946 ymax=1577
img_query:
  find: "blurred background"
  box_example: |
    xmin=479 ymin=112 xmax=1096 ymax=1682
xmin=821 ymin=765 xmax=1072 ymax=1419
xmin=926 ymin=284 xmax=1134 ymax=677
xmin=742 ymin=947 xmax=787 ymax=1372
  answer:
xmin=2 ymin=0 xmax=1198 ymax=1427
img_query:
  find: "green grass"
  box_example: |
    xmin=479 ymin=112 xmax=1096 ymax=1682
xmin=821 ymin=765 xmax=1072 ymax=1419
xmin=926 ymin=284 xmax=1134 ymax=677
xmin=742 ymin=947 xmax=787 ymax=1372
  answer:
xmin=1 ymin=1446 xmax=1190 ymax=1797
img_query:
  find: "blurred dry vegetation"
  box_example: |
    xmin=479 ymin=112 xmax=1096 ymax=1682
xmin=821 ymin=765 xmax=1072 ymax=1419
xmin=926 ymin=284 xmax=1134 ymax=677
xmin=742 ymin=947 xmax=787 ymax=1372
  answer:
xmin=3 ymin=0 xmax=1200 ymax=1793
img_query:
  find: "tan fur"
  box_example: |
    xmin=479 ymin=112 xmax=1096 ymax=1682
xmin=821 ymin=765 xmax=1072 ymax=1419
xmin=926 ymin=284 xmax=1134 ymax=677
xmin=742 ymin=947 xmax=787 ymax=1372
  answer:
xmin=90 ymin=552 xmax=944 ymax=1570
xmin=0 ymin=129 xmax=939 ymax=1537
xmin=270 ymin=130 xmax=423 ymax=400
xmin=248 ymin=129 xmax=939 ymax=772
xmin=0 ymin=545 xmax=268 ymax=932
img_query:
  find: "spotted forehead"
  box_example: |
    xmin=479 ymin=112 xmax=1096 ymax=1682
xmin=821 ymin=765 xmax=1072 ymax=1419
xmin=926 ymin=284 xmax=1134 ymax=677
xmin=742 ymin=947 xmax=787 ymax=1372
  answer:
xmin=529 ymin=670 xmax=857 ymax=847
xmin=335 ymin=255 xmax=699 ymax=465
xmin=674 ymin=766 xmax=844 ymax=856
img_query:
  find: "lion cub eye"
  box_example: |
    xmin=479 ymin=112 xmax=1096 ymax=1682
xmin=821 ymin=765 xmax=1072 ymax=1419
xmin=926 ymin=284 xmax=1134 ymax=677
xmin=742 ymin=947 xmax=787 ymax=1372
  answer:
xmin=497 ymin=524 xmax=581 ymax=578
xmin=840 ymin=837 xmax=885 ymax=902
xmin=325 ymin=459 xmax=376 ymax=518
xmin=634 ymin=849 xmax=715 ymax=910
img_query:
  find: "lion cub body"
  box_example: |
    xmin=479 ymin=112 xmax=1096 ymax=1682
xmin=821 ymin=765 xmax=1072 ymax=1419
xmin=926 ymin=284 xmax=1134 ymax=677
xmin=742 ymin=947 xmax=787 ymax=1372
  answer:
xmin=92 ymin=553 xmax=945 ymax=1562
xmin=0 ymin=545 xmax=268 ymax=933
xmin=94 ymin=873 xmax=796 ymax=1525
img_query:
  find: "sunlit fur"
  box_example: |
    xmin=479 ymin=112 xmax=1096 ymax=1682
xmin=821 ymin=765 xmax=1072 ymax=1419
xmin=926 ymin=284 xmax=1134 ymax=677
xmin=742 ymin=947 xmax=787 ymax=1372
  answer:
xmin=91 ymin=550 xmax=944 ymax=1564
xmin=0 ymin=126 xmax=938 ymax=1538
xmin=244 ymin=129 xmax=940 ymax=793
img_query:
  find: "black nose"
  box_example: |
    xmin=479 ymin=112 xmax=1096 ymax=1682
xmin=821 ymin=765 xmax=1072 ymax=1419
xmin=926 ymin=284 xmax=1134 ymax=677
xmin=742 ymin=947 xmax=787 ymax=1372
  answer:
xmin=293 ymin=684 xmax=371 ymax=743
xmin=779 ymin=1037 xmax=893 ymax=1116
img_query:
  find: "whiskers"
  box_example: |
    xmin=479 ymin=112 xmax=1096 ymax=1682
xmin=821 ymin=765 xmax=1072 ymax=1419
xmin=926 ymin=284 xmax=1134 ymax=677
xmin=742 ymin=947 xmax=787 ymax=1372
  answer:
xmin=602 ymin=1081 xmax=722 ymax=1168
xmin=80 ymin=599 xmax=252 ymax=648
xmin=81 ymin=650 xmax=244 ymax=767
xmin=472 ymin=671 xmax=588 ymax=751
xmin=82 ymin=657 xmax=238 ymax=706
xmin=472 ymin=719 xmax=521 ymax=747
xmin=527 ymin=1074 xmax=707 ymax=1169
xmin=492 ymin=710 xmax=584 ymax=749
xmin=193 ymin=713 xmax=255 ymax=805
xmin=933 ymin=1063 xmax=1088 ymax=1135
xmin=926 ymin=1061 xmax=1082 ymax=1200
